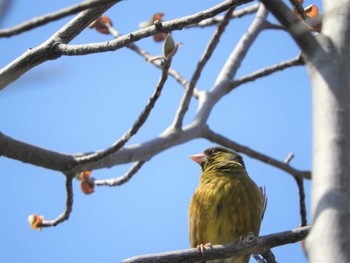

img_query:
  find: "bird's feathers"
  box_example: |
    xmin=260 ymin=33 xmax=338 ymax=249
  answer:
xmin=188 ymin=147 xmax=266 ymax=263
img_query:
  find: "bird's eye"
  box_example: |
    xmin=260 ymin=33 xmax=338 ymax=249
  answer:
xmin=210 ymin=148 xmax=217 ymax=155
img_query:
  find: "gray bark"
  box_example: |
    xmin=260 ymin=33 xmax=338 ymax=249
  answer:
xmin=306 ymin=0 xmax=350 ymax=262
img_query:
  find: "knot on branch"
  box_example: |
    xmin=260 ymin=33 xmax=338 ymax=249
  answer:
xmin=128 ymin=33 xmax=135 ymax=41
xmin=242 ymin=232 xmax=257 ymax=247
xmin=49 ymin=40 xmax=63 ymax=59
xmin=154 ymin=20 xmax=163 ymax=31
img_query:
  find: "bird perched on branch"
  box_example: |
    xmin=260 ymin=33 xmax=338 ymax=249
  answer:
xmin=188 ymin=146 xmax=266 ymax=263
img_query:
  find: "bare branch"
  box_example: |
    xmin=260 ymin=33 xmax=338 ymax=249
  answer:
xmin=188 ymin=3 xmax=259 ymax=28
xmin=228 ymin=54 xmax=304 ymax=91
xmin=284 ymin=152 xmax=295 ymax=164
xmin=40 ymin=176 xmax=74 ymax=228
xmin=172 ymin=7 xmax=236 ymax=130
xmin=0 ymin=0 xmax=121 ymax=90
xmin=285 ymin=152 xmax=308 ymax=227
xmin=76 ymin=57 xmax=172 ymax=165
xmin=55 ymin=0 xmax=254 ymax=56
xmin=0 ymin=131 xmax=75 ymax=172
xmin=259 ymin=0 xmax=320 ymax=60
xmin=106 ymin=25 xmax=196 ymax=96
xmin=94 ymin=161 xmax=145 ymax=186
xmin=0 ymin=0 xmax=118 ymax=38
xmin=264 ymin=21 xmax=285 ymax=30
xmin=214 ymin=4 xmax=268 ymax=85
xmin=121 ymin=226 xmax=310 ymax=263
xmin=203 ymin=128 xmax=311 ymax=180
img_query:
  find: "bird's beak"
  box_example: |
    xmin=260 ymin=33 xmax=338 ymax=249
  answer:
xmin=189 ymin=153 xmax=207 ymax=165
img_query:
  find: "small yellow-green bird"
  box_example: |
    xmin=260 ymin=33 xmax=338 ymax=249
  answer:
xmin=188 ymin=146 xmax=266 ymax=263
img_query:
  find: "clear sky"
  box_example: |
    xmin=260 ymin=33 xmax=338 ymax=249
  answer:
xmin=0 ymin=0 xmax=321 ymax=262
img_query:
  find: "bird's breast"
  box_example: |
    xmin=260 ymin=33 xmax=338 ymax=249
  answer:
xmin=189 ymin=175 xmax=262 ymax=247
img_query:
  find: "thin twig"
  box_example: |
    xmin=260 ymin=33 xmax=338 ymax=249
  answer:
xmin=41 ymin=176 xmax=74 ymax=228
xmin=121 ymin=225 xmax=311 ymax=263
xmin=106 ymin=25 xmax=198 ymax=97
xmin=94 ymin=161 xmax=145 ymax=186
xmin=55 ymin=0 xmax=254 ymax=56
xmin=76 ymin=57 xmax=172 ymax=165
xmin=204 ymin=128 xmax=311 ymax=180
xmin=0 ymin=0 xmax=117 ymax=38
xmin=172 ymin=7 xmax=236 ymax=130
xmin=285 ymin=152 xmax=308 ymax=227
xmin=263 ymin=21 xmax=285 ymax=30
xmin=228 ymin=54 xmax=304 ymax=91
xmin=187 ymin=3 xmax=259 ymax=28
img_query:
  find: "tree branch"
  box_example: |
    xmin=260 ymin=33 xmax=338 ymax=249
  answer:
xmin=121 ymin=226 xmax=310 ymax=263
xmin=259 ymin=0 xmax=320 ymax=60
xmin=40 ymin=176 xmax=74 ymax=228
xmin=203 ymin=128 xmax=311 ymax=180
xmin=228 ymin=54 xmax=304 ymax=91
xmin=76 ymin=56 xmax=172 ymax=165
xmin=0 ymin=0 xmax=121 ymax=91
xmin=105 ymin=25 xmax=196 ymax=96
xmin=0 ymin=131 xmax=75 ymax=172
xmin=187 ymin=3 xmax=259 ymax=28
xmin=285 ymin=152 xmax=308 ymax=227
xmin=214 ymin=3 xmax=268 ymax=85
xmin=0 ymin=0 xmax=118 ymax=38
xmin=55 ymin=0 xmax=254 ymax=56
xmin=172 ymin=7 xmax=236 ymax=130
xmin=94 ymin=161 xmax=145 ymax=186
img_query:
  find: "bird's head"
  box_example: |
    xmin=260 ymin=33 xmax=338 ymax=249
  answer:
xmin=189 ymin=146 xmax=245 ymax=171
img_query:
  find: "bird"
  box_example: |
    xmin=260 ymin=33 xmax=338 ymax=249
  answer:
xmin=188 ymin=146 xmax=266 ymax=263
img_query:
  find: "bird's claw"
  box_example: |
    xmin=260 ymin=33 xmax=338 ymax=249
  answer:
xmin=197 ymin=243 xmax=213 ymax=255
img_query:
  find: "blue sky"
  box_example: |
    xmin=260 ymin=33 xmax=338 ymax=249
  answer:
xmin=0 ymin=0 xmax=321 ymax=262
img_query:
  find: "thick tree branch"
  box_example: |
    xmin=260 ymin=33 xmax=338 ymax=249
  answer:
xmin=0 ymin=0 xmax=117 ymax=38
xmin=0 ymin=0 xmax=121 ymax=91
xmin=1 ymin=119 xmax=310 ymax=181
xmin=122 ymin=226 xmax=310 ymax=263
xmin=259 ymin=0 xmax=320 ymax=60
xmin=0 ymin=131 xmax=75 ymax=172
